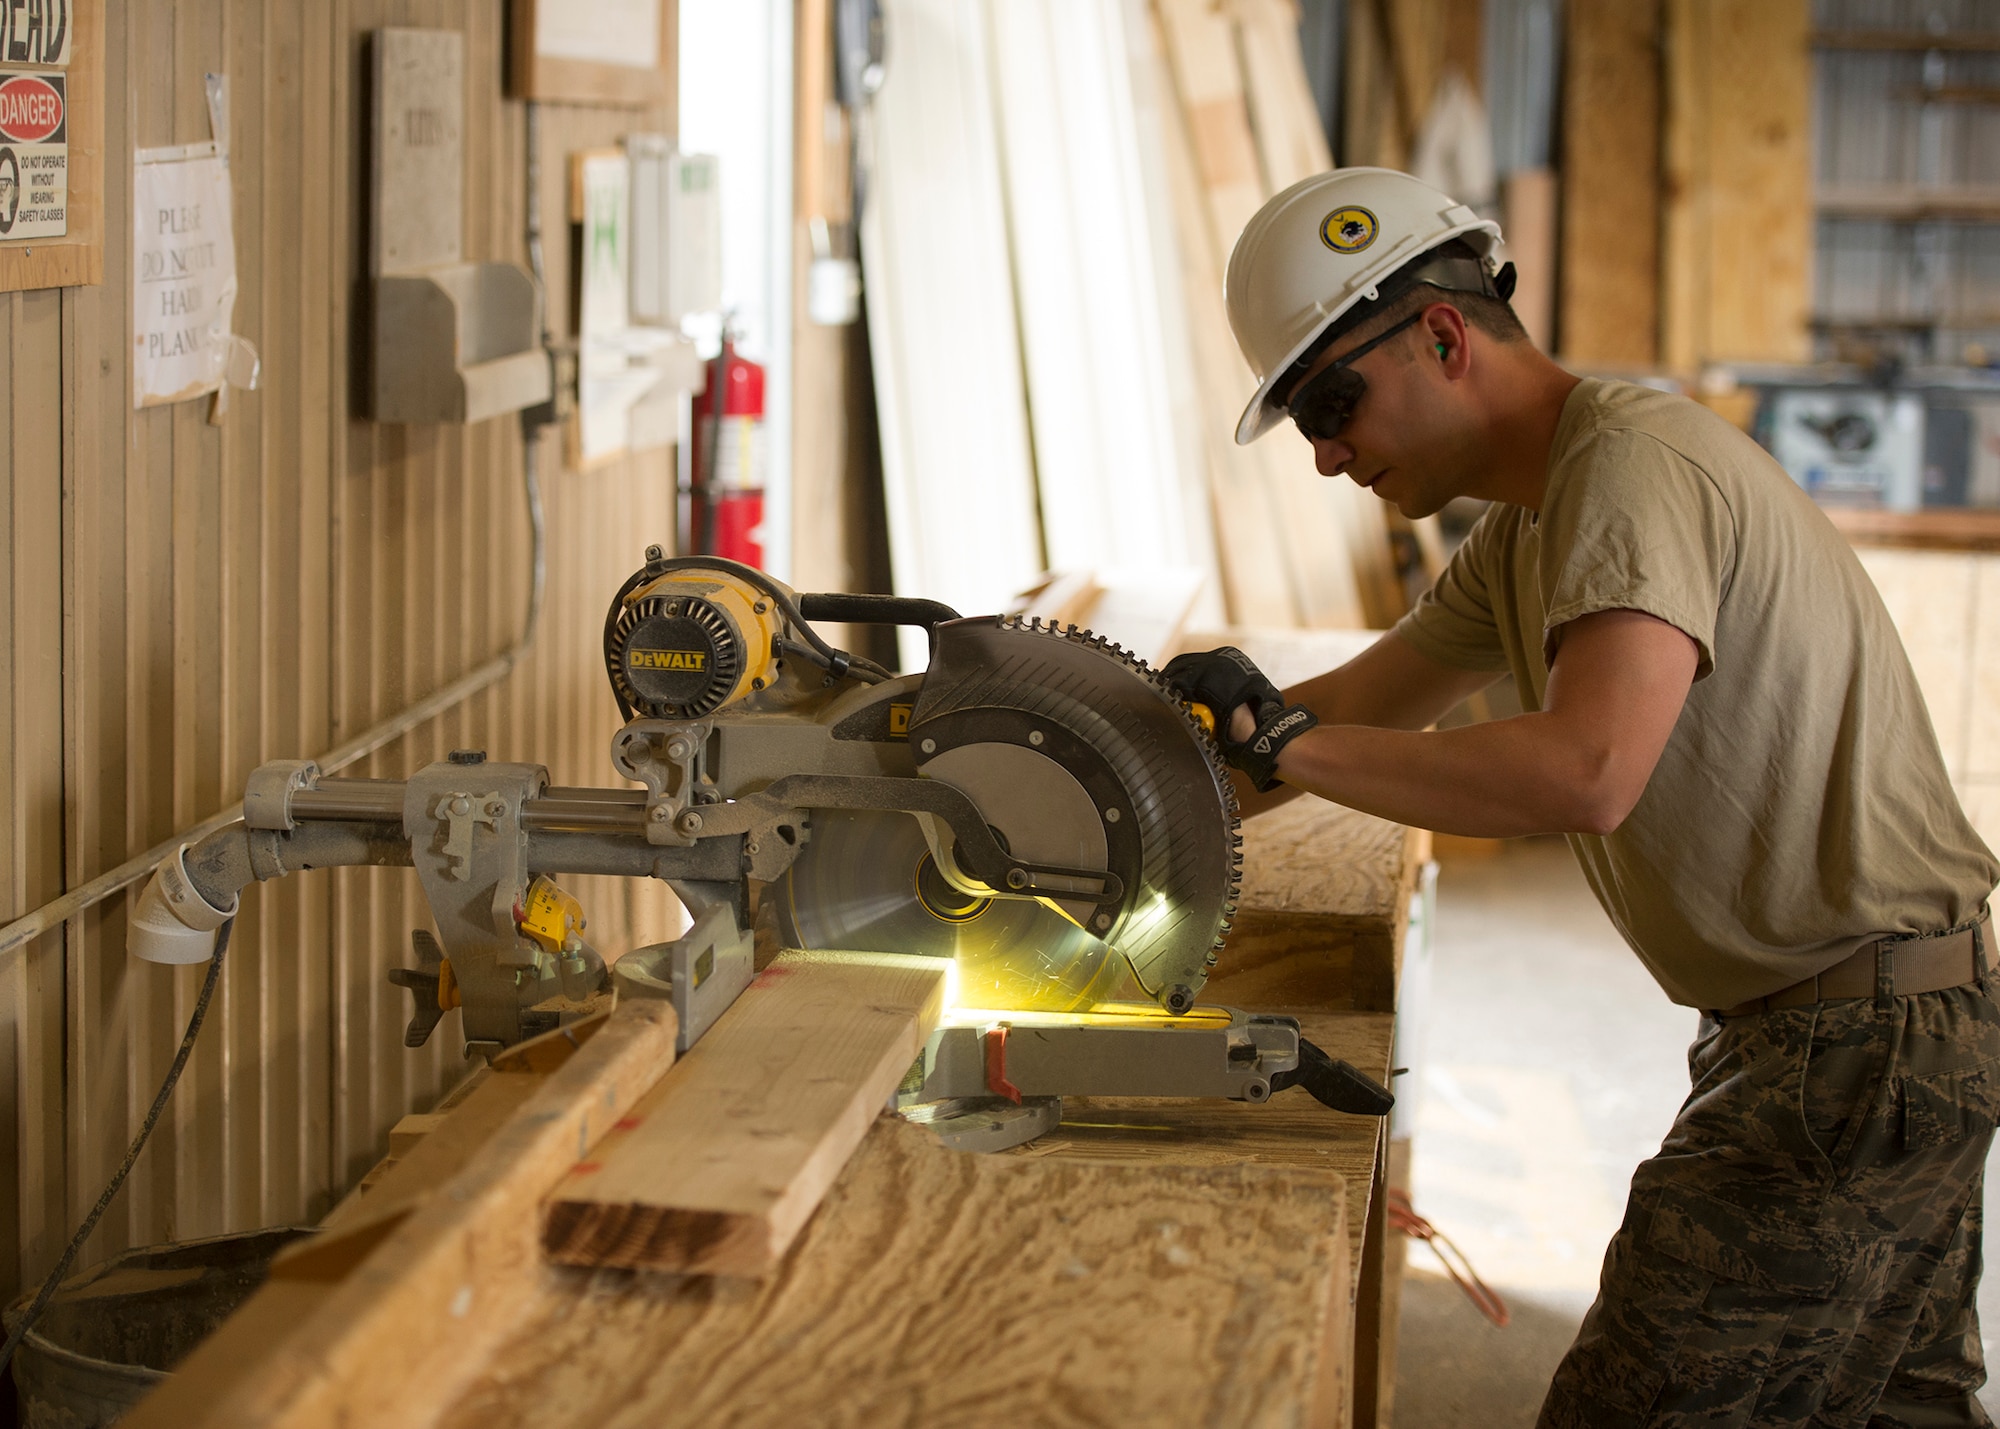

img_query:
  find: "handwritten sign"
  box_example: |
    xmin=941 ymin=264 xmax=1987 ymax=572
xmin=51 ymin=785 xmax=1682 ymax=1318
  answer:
xmin=0 ymin=68 xmax=64 ymax=239
xmin=132 ymin=151 xmax=240 ymax=407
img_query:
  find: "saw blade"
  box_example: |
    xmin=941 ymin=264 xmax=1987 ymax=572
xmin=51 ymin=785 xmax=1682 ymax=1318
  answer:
xmin=909 ymin=617 xmax=1243 ymax=1012
xmin=773 ymin=807 xmax=1126 ymax=1012
xmin=773 ymin=617 xmax=1242 ymax=1015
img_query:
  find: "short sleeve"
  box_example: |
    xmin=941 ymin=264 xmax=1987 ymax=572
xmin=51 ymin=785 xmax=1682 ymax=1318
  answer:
xmin=1394 ymin=505 xmax=1512 ymax=672
xmin=1539 ymin=429 xmax=1734 ymax=680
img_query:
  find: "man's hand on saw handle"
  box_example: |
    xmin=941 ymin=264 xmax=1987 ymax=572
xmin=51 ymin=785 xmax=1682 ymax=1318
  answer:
xmin=1161 ymin=647 xmax=1319 ymax=793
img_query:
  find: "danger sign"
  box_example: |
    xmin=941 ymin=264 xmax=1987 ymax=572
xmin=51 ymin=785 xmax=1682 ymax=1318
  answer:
xmin=0 ymin=69 xmax=64 ymax=240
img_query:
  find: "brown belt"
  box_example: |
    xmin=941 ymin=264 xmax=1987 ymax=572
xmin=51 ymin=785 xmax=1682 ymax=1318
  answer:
xmin=1716 ymin=909 xmax=1994 ymax=1018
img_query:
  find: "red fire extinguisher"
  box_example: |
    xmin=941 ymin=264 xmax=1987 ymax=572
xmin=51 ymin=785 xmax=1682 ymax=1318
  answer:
xmin=688 ymin=334 xmax=768 ymax=567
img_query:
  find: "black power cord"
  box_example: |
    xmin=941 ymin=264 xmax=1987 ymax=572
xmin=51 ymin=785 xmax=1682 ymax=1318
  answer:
xmin=0 ymin=917 xmax=235 ymax=1377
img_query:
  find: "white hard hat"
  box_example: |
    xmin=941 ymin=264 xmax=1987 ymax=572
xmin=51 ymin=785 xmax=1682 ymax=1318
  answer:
xmin=1225 ymin=167 xmax=1504 ymax=444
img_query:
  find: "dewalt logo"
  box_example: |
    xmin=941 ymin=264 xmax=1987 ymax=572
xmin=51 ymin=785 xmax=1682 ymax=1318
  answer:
xmin=630 ymin=647 xmax=707 ymax=672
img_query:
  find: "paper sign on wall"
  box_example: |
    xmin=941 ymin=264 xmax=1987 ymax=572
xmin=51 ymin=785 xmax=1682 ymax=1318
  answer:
xmin=571 ymin=147 xmax=695 ymax=465
xmin=132 ymin=151 xmax=248 ymax=407
xmin=0 ymin=69 xmax=65 ymax=239
xmin=534 ymin=0 xmax=659 ymax=71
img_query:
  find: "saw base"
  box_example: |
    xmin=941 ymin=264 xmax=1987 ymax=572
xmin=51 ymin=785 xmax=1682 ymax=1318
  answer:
xmin=898 ymin=1096 xmax=1062 ymax=1153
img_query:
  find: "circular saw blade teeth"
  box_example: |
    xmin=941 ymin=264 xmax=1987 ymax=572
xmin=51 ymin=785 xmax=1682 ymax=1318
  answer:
xmin=986 ymin=614 xmax=1244 ymax=969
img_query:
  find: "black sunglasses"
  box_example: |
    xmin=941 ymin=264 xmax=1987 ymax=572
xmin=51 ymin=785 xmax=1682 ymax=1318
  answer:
xmin=1283 ymin=311 xmax=1425 ymax=444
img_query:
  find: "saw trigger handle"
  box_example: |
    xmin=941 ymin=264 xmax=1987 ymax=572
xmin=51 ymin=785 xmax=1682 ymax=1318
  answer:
xmin=795 ymin=592 xmax=961 ymax=656
xmin=1271 ymin=1037 xmax=1394 ymax=1117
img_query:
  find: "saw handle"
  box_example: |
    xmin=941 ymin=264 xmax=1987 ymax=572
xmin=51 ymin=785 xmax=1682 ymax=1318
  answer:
xmin=797 ymin=593 xmax=962 ymax=657
xmin=1270 ymin=1038 xmax=1395 ymax=1117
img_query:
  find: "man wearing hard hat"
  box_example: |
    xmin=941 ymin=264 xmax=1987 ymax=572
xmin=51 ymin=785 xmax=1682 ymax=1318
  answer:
xmin=1165 ymin=169 xmax=2000 ymax=1426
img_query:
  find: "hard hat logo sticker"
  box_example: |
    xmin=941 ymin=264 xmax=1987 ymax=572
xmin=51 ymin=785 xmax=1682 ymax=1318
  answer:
xmin=1320 ymin=206 xmax=1379 ymax=255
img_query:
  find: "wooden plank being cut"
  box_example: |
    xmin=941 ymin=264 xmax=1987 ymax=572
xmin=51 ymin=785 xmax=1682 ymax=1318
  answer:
xmin=125 ymin=1005 xmax=678 ymax=1429
xmin=447 ymin=1117 xmax=1353 ymax=1429
xmin=543 ymin=950 xmax=950 ymax=1275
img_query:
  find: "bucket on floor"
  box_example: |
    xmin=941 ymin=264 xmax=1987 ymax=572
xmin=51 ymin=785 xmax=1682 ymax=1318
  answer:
xmin=4 ymin=1225 xmax=313 ymax=1428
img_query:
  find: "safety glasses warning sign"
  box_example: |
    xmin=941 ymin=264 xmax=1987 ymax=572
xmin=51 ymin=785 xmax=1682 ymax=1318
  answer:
xmin=0 ymin=69 xmax=65 ymax=240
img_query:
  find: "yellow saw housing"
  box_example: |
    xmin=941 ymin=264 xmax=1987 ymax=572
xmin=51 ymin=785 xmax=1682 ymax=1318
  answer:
xmin=604 ymin=566 xmax=784 ymax=720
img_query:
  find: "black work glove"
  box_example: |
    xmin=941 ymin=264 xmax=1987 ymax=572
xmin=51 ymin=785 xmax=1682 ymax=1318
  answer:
xmin=1225 ymin=702 xmax=1320 ymax=792
xmin=1160 ymin=647 xmax=1282 ymax=729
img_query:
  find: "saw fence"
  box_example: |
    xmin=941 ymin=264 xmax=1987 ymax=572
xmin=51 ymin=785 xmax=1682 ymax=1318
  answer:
xmin=124 ymin=736 xmax=1424 ymax=1428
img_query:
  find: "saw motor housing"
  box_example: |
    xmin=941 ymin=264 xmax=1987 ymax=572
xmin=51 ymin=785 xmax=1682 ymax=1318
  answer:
xmin=605 ymin=562 xmax=787 ymax=721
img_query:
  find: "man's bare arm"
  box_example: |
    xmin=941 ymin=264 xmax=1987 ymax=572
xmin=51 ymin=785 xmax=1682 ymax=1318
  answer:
xmin=1232 ymin=610 xmax=1698 ymax=836
xmin=1230 ymin=632 xmax=1502 ymax=818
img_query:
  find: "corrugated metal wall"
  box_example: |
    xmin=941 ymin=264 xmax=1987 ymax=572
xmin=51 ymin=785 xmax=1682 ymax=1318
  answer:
xmin=0 ymin=2 xmax=685 ymax=1305
xmin=1812 ymin=0 xmax=2000 ymax=358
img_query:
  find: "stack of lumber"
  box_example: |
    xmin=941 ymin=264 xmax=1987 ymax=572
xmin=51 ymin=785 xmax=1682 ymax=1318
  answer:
xmin=986 ymin=2 xmax=1225 ymax=621
xmin=860 ymin=0 xmax=1411 ymax=645
xmin=854 ymin=2 xmax=1046 ymax=671
xmin=1151 ymin=0 xmax=1406 ymax=631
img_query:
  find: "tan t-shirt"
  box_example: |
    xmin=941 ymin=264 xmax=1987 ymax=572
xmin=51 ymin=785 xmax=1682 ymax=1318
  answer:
xmin=1394 ymin=377 xmax=1998 ymax=1009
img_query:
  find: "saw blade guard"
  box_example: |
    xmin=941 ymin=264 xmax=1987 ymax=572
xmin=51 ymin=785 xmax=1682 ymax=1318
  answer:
xmin=907 ymin=616 xmax=1242 ymax=1013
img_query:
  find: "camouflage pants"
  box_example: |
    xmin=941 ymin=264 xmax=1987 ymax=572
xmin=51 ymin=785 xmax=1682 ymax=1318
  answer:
xmin=1539 ymin=982 xmax=2000 ymax=1428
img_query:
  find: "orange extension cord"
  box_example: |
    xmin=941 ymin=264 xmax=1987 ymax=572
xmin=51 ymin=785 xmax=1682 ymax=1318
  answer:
xmin=1387 ymin=1188 xmax=1511 ymax=1328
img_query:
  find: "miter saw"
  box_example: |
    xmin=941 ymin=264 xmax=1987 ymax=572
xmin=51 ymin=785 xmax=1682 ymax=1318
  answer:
xmin=129 ymin=550 xmax=1391 ymax=1149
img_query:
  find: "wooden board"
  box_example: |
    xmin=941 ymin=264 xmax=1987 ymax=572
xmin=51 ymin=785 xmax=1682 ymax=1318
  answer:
xmin=987 ymin=1 xmax=1222 ymax=596
xmin=1825 ymin=507 xmax=2000 ymax=555
xmin=1178 ymin=624 xmax=1383 ymax=687
xmin=859 ymin=0 xmax=1045 ymax=668
xmin=1149 ymin=0 xmax=1302 ymax=629
xmin=443 ymin=1116 xmax=1354 ymax=1429
xmin=1210 ymin=801 xmax=1426 ymax=1014
xmin=126 ymin=1004 xmax=679 ymax=1429
xmin=1152 ymin=0 xmax=1376 ymax=632
xmin=1341 ymin=0 xmax=1408 ymax=170
xmin=1559 ymin=0 xmax=1663 ymax=365
xmin=1503 ymin=168 xmax=1557 ymax=352
xmin=1660 ymin=0 xmax=1812 ymax=369
xmin=543 ymin=951 xmax=949 ymax=1275
xmin=1013 ymin=1009 xmax=1396 ymax=1429
xmin=1232 ymin=0 xmax=1406 ymax=628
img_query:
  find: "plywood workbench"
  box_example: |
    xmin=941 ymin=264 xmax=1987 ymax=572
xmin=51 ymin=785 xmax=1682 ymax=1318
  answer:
xmin=429 ymin=801 xmax=1418 ymax=1429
